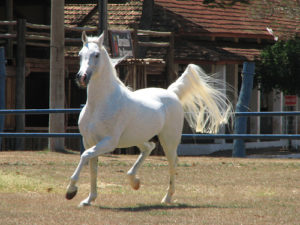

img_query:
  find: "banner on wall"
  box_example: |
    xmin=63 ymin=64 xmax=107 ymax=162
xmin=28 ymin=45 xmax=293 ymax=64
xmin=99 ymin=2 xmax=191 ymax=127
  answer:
xmin=284 ymin=95 xmax=297 ymax=106
xmin=109 ymin=30 xmax=133 ymax=58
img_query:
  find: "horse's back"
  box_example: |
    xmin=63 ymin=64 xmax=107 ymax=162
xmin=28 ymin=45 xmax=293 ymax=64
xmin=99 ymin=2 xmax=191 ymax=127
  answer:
xmin=133 ymin=88 xmax=184 ymax=136
xmin=132 ymin=88 xmax=183 ymax=118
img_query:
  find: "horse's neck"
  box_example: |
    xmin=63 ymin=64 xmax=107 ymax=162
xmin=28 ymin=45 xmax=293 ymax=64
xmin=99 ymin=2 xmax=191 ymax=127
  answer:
xmin=86 ymin=57 xmax=123 ymax=109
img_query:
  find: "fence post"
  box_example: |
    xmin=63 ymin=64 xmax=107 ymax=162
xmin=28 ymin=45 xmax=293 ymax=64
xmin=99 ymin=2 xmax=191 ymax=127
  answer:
xmin=233 ymin=62 xmax=255 ymax=157
xmin=15 ymin=19 xmax=26 ymax=150
xmin=0 ymin=47 xmax=6 ymax=150
xmin=166 ymin=32 xmax=176 ymax=85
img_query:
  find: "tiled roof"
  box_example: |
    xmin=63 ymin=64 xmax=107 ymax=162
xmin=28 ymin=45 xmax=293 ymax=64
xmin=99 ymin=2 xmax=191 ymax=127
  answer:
xmin=153 ymin=0 xmax=300 ymax=40
xmin=65 ymin=1 xmax=143 ymax=29
xmin=65 ymin=0 xmax=299 ymax=39
xmin=146 ymin=40 xmax=261 ymax=62
xmin=175 ymin=40 xmax=261 ymax=62
xmin=64 ymin=0 xmax=299 ymax=62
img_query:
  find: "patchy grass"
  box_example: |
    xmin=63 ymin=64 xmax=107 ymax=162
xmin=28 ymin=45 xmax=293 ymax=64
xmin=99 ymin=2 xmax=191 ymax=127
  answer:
xmin=0 ymin=151 xmax=299 ymax=224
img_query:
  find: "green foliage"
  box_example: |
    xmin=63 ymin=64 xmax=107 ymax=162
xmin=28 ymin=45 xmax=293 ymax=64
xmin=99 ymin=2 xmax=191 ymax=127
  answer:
xmin=255 ymin=38 xmax=300 ymax=96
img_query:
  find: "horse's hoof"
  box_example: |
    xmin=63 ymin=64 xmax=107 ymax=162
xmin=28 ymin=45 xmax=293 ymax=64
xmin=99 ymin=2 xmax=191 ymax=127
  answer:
xmin=128 ymin=175 xmax=140 ymax=190
xmin=134 ymin=179 xmax=140 ymax=190
xmin=131 ymin=177 xmax=140 ymax=190
xmin=66 ymin=188 xmax=78 ymax=200
xmin=78 ymin=202 xmax=91 ymax=208
xmin=161 ymin=195 xmax=172 ymax=204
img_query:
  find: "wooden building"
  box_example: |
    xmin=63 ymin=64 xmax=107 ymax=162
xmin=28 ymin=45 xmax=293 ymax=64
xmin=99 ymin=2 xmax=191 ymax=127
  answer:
xmin=64 ymin=0 xmax=300 ymax=152
xmin=1 ymin=0 xmax=300 ymax=152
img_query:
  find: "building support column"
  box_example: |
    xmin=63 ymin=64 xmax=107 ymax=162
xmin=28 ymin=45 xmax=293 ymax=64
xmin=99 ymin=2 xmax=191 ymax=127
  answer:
xmin=15 ymin=19 xmax=26 ymax=150
xmin=49 ymin=0 xmax=65 ymax=151
xmin=0 ymin=47 xmax=6 ymax=150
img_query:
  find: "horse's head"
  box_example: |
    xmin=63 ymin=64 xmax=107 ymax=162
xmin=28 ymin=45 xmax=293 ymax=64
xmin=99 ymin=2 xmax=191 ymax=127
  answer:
xmin=76 ymin=31 xmax=105 ymax=88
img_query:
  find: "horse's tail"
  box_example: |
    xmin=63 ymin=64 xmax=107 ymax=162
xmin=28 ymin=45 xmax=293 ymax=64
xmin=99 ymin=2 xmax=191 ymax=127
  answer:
xmin=167 ymin=64 xmax=233 ymax=133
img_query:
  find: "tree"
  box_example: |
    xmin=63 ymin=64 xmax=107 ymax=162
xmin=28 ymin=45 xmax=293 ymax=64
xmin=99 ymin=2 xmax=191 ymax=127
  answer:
xmin=255 ymin=38 xmax=300 ymax=96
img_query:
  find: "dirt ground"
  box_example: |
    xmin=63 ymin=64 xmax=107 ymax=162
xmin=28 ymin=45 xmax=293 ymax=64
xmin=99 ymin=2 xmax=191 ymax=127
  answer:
xmin=0 ymin=151 xmax=300 ymax=225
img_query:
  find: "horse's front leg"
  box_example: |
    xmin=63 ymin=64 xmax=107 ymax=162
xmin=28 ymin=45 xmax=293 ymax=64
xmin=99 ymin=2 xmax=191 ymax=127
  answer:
xmin=66 ymin=156 xmax=87 ymax=200
xmin=66 ymin=136 xmax=117 ymax=205
xmin=79 ymin=157 xmax=98 ymax=207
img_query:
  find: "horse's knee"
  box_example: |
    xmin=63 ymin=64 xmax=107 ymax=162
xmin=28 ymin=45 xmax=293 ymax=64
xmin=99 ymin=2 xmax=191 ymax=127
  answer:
xmin=139 ymin=141 xmax=156 ymax=153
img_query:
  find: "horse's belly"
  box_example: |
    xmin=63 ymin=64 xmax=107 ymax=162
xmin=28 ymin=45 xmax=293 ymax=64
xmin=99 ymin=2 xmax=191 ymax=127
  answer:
xmin=117 ymin=131 xmax=155 ymax=148
xmin=117 ymin=109 xmax=165 ymax=148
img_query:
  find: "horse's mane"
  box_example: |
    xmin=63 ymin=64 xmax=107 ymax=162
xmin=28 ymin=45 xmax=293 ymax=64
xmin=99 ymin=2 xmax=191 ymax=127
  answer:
xmin=108 ymin=61 xmax=128 ymax=89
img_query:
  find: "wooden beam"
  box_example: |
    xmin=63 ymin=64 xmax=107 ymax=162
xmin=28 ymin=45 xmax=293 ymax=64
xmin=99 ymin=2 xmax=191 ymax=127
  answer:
xmin=0 ymin=21 xmax=17 ymax=26
xmin=138 ymin=41 xmax=170 ymax=47
xmin=49 ymin=0 xmax=65 ymax=152
xmin=0 ymin=34 xmax=16 ymax=39
xmin=65 ymin=26 xmax=97 ymax=32
xmin=5 ymin=0 xmax=13 ymax=59
xmin=137 ymin=30 xmax=171 ymax=37
xmin=15 ymin=19 xmax=26 ymax=150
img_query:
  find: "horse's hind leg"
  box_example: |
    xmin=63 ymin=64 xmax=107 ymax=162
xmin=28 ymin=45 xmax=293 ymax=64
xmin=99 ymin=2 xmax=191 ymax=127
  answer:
xmin=127 ymin=142 xmax=156 ymax=190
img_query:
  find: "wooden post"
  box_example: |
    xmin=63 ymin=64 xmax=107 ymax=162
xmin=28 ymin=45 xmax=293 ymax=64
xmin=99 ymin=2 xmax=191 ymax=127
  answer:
xmin=98 ymin=0 xmax=108 ymax=46
xmin=49 ymin=0 xmax=65 ymax=152
xmin=0 ymin=47 xmax=6 ymax=150
xmin=5 ymin=0 xmax=13 ymax=60
xmin=233 ymin=62 xmax=255 ymax=157
xmin=132 ymin=28 xmax=139 ymax=57
xmin=15 ymin=19 xmax=26 ymax=150
xmin=166 ymin=32 xmax=176 ymax=85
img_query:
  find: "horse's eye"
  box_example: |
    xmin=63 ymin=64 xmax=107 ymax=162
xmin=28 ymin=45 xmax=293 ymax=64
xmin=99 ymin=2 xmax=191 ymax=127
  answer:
xmin=95 ymin=53 xmax=99 ymax=58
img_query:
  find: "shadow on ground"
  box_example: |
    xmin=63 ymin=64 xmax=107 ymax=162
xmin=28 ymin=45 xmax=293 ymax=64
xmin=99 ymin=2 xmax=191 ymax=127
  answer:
xmin=96 ymin=203 xmax=249 ymax=212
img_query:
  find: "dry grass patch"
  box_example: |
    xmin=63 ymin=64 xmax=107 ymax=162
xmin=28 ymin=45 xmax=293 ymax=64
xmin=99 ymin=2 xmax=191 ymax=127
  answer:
xmin=0 ymin=151 xmax=299 ymax=224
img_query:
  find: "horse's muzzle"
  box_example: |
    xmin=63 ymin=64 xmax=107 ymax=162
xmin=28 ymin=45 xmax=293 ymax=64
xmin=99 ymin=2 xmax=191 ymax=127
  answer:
xmin=76 ymin=73 xmax=88 ymax=88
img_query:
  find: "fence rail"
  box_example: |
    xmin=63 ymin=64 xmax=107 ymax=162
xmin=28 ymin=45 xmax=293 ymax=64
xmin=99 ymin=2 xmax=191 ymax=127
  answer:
xmin=0 ymin=109 xmax=300 ymax=139
xmin=0 ymin=133 xmax=81 ymax=138
xmin=1 ymin=133 xmax=299 ymax=139
xmin=0 ymin=109 xmax=81 ymax=115
xmin=182 ymin=134 xmax=300 ymax=140
xmin=1 ymin=109 xmax=300 ymax=116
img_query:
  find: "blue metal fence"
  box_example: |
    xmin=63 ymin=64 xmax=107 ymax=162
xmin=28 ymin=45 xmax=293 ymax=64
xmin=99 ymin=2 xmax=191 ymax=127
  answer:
xmin=0 ymin=109 xmax=300 ymax=151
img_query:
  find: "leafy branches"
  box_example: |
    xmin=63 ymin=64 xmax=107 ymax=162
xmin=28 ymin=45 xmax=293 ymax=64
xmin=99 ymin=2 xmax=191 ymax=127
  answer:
xmin=255 ymin=39 xmax=300 ymax=96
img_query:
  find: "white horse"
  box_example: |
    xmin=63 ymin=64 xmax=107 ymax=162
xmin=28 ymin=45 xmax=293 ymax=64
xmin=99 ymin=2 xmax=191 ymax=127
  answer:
xmin=66 ymin=31 xmax=232 ymax=207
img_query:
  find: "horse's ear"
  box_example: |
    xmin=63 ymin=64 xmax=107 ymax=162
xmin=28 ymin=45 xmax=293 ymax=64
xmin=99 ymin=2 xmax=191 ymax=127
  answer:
xmin=97 ymin=32 xmax=104 ymax=47
xmin=82 ymin=31 xmax=87 ymax=44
